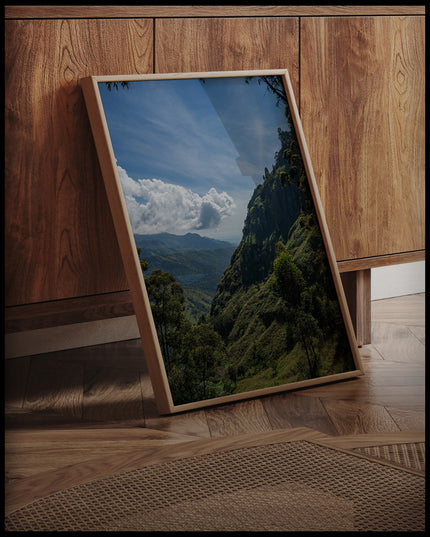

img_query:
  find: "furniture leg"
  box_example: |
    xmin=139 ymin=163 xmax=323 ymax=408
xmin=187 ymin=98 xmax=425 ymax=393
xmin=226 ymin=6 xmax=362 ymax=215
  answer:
xmin=340 ymin=269 xmax=371 ymax=346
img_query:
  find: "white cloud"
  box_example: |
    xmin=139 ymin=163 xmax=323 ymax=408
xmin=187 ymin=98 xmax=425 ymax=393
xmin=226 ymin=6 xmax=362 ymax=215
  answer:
xmin=118 ymin=165 xmax=235 ymax=235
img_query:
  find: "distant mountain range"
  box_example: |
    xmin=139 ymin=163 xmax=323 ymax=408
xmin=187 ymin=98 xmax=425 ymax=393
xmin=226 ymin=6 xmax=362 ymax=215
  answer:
xmin=135 ymin=232 xmax=236 ymax=322
xmin=134 ymin=232 xmax=235 ymax=257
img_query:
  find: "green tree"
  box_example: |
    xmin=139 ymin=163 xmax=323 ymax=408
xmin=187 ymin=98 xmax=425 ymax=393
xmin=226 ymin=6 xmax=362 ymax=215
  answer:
xmin=168 ymin=322 xmax=230 ymax=405
xmin=273 ymin=243 xmax=305 ymax=307
xmin=184 ymin=323 xmax=227 ymax=400
xmin=105 ymin=81 xmax=130 ymax=91
xmin=145 ymin=269 xmax=189 ymax=370
xmin=291 ymin=290 xmax=322 ymax=378
xmin=273 ymin=243 xmax=321 ymax=378
xmin=279 ymin=137 xmax=314 ymax=212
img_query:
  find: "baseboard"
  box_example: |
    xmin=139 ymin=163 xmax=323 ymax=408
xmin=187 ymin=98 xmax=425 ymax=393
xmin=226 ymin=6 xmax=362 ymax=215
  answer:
xmin=4 ymin=315 xmax=140 ymax=359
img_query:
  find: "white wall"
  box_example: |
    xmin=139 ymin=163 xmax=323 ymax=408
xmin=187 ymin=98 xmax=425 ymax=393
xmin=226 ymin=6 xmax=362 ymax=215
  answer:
xmin=371 ymin=260 xmax=425 ymax=301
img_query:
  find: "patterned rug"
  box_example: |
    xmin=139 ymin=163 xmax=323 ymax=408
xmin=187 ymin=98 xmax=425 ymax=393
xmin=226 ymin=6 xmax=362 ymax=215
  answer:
xmin=5 ymin=438 xmax=424 ymax=532
xmin=352 ymin=441 xmax=425 ymax=474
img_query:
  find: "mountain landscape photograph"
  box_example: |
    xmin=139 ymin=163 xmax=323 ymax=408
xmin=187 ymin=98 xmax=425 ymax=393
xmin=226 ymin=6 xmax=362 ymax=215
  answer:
xmin=99 ymin=74 xmax=358 ymax=406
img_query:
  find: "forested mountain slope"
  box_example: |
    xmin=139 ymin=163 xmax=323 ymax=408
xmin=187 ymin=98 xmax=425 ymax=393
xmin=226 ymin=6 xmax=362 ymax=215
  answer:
xmin=143 ymin=125 xmax=356 ymax=405
xmin=208 ymin=127 xmax=355 ymax=394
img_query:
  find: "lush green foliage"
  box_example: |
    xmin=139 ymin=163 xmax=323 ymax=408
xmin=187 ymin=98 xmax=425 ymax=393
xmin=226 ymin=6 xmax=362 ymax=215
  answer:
xmin=142 ymin=265 xmax=234 ymax=404
xmin=138 ymin=234 xmax=235 ymax=321
xmin=139 ymin=113 xmax=355 ymax=405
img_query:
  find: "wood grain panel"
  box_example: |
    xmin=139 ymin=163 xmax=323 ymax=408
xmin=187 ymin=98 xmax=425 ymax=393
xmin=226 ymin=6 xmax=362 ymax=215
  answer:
xmin=205 ymin=399 xmax=273 ymax=438
xmin=155 ymin=18 xmax=299 ymax=98
xmin=23 ymin=356 xmax=84 ymax=418
xmin=4 ymin=19 xmax=153 ymax=306
xmin=5 ymin=428 xmax=198 ymax=481
xmin=5 ymin=357 xmax=31 ymax=410
xmin=371 ymin=322 xmax=425 ymax=364
xmin=262 ymin=392 xmax=338 ymax=436
xmin=385 ymin=408 xmax=425 ymax=431
xmin=300 ymin=16 xmax=425 ymax=261
xmin=83 ymin=367 xmax=144 ymax=422
xmin=5 ymin=6 xmax=426 ymax=19
xmin=340 ymin=269 xmax=371 ymax=346
xmin=4 ymin=291 xmax=134 ymax=333
xmin=337 ymin=250 xmax=425 ymax=272
xmin=322 ymin=399 xmax=400 ymax=435
xmin=371 ymin=293 xmax=425 ymax=326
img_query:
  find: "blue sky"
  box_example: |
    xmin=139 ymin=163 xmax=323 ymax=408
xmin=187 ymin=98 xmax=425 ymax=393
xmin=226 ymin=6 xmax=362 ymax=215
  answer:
xmin=99 ymin=76 xmax=290 ymax=243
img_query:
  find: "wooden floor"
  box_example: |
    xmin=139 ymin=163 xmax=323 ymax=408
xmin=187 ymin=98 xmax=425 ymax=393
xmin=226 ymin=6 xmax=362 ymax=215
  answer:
xmin=4 ymin=293 xmax=425 ymax=514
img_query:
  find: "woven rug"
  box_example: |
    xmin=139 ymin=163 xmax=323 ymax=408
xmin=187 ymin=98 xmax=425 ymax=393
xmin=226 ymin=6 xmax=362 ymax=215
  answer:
xmin=5 ymin=439 xmax=424 ymax=532
xmin=352 ymin=441 xmax=425 ymax=474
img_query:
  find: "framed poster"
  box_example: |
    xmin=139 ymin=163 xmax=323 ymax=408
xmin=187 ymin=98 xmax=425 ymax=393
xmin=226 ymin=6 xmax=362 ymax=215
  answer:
xmin=81 ymin=70 xmax=363 ymax=414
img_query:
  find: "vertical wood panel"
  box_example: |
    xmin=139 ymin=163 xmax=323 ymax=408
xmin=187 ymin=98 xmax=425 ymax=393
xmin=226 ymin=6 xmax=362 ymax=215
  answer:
xmin=341 ymin=269 xmax=371 ymax=345
xmin=300 ymin=16 xmax=425 ymax=261
xmin=155 ymin=18 xmax=299 ymax=98
xmin=5 ymin=19 xmax=153 ymax=306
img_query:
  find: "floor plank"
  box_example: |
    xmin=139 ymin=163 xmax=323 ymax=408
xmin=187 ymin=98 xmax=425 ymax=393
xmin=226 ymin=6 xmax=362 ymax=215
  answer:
xmin=385 ymin=407 xmax=426 ymax=431
xmin=205 ymin=399 xmax=273 ymax=438
xmin=5 ymin=427 xmax=199 ymax=481
xmin=4 ymin=356 xmax=31 ymax=410
xmin=361 ymin=386 xmax=425 ymax=411
xmin=50 ymin=339 xmax=147 ymax=369
xmin=139 ymin=370 xmax=212 ymax=438
xmin=316 ymin=429 xmax=425 ymax=449
xmin=144 ymin=409 xmax=212 ymax=439
xmin=23 ymin=356 xmax=83 ymax=418
xmin=363 ymin=362 xmax=425 ymax=387
xmin=407 ymin=325 xmax=425 ymax=345
xmin=358 ymin=345 xmax=384 ymax=362
xmin=371 ymin=322 xmax=425 ymax=363
xmin=262 ymin=392 xmax=338 ymax=436
xmin=291 ymin=376 xmax=371 ymax=402
xmin=371 ymin=293 xmax=425 ymax=326
xmin=321 ymin=399 xmax=400 ymax=435
xmin=83 ymin=366 xmax=144 ymax=422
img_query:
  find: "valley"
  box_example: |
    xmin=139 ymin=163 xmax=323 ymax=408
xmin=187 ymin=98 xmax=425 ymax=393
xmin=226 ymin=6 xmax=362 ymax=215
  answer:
xmin=135 ymin=233 xmax=236 ymax=322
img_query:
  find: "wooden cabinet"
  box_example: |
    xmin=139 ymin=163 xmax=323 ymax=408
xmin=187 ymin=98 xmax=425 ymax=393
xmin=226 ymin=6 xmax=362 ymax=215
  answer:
xmin=4 ymin=6 xmax=425 ymax=344
xmin=301 ymin=16 xmax=425 ymax=263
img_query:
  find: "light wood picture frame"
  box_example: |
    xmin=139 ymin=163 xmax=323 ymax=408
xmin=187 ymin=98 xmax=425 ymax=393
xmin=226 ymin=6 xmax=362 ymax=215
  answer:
xmin=81 ymin=70 xmax=363 ymax=415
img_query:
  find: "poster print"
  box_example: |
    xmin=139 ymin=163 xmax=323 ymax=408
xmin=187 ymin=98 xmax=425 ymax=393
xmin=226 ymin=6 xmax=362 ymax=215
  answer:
xmin=82 ymin=70 xmax=363 ymax=414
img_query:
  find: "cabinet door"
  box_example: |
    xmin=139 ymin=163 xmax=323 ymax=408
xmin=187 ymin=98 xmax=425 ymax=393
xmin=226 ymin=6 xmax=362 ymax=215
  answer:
xmin=155 ymin=17 xmax=300 ymax=97
xmin=301 ymin=16 xmax=425 ymax=261
xmin=5 ymin=19 xmax=153 ymax=306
